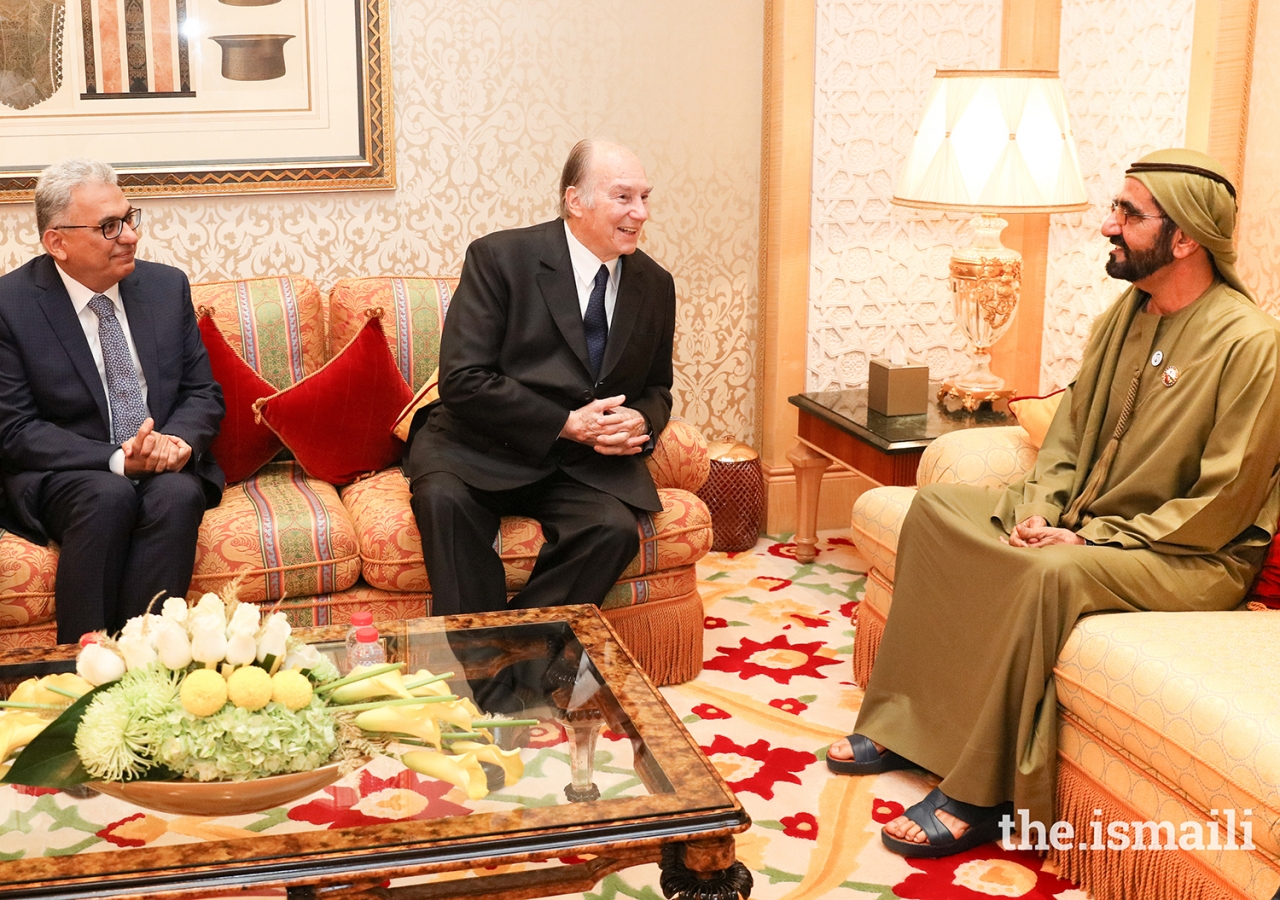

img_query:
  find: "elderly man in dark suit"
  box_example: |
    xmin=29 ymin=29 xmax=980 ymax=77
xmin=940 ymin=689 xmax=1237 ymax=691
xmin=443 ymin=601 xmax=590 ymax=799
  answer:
xmin=408 ymin=140 xmax=676 ymax=615
xmin=0 ymin=159 xmax=224 ymax=643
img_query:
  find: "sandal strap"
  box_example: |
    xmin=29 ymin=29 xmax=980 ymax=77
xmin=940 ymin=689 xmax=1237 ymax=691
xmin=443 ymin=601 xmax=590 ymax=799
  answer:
xmin=847 ymin=734 xmax=884 ymax=765
xmin=903 ymin=788 xmax=1006 ymax=847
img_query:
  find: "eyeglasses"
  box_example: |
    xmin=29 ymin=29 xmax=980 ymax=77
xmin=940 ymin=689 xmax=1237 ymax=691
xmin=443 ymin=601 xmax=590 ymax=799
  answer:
xmin=1109 ymin=200 xmax=1166 ymax=227
xmin=52 ymin=207 xmax=143 ymax=240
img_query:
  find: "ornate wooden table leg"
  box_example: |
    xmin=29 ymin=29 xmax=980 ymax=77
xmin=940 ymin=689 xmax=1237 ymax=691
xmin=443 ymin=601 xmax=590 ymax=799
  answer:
xmin=658 ymin=837 xmax=753 ymax=900
xmin=787 ymin=443 xmax=830 ymax=563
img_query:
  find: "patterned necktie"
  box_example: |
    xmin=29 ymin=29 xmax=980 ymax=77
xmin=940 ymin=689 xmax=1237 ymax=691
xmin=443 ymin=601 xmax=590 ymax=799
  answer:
xmin=87 ymin=293 xmax=148 ymax=444
xmin=584 ymin=264 xmax=609 ymax=379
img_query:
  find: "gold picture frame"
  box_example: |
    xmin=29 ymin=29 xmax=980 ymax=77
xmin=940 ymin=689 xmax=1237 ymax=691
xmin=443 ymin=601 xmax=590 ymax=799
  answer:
xmin=0 ymin=0 xmax=393 ymax=201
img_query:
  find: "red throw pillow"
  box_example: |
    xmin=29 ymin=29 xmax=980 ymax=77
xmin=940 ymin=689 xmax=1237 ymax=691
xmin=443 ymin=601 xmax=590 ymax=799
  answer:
xmin=1246 ymin=537 xmax=1280 ymax=609
xmin=198 ymin=314 xmax=283 ymax=483
xmin=254 ymin=314 xmax=414 ymax=485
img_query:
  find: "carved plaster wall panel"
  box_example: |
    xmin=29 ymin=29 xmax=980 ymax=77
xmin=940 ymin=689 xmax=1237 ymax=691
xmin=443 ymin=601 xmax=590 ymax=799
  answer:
xmin=1040 ymin=0 xmax=1194 ymax=392
xmin=0 ymin=1 xmax=763 ymax=442
xmin=1237 ymin=0 xmax=1280 ymax=316
xmin=807 ymin=0 xmax=1002 ymax=392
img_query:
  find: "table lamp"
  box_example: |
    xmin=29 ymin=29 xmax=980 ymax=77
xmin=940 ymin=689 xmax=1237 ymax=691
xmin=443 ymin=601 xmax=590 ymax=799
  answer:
xmin=892 ymin=69 xmax=1089 ymax=410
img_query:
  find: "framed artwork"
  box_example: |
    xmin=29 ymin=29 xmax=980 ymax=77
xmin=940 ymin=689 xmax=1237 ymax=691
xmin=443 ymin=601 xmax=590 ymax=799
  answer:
xmin=0 ymin=0 xmax=392 ymax=201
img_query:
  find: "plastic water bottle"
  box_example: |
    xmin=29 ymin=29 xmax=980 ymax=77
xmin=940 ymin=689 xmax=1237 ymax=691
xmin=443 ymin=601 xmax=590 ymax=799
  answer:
xmin=345 ymin=610 xmax=373 ymax=661
xmin=347 ymin=625 xmax=386 ymax=669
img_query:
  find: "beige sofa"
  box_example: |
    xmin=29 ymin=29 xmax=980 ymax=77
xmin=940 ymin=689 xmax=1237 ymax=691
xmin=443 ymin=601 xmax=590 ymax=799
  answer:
xmin=849 ymin=424 xmax=1280 ymax=900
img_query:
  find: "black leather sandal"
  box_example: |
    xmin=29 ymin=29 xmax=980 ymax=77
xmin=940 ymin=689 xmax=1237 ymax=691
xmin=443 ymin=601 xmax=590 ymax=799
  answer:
xmin=825 ymin=733 xmax=915 ymax=775
xmin=880 ymin=787 xmax=1014 ymax=858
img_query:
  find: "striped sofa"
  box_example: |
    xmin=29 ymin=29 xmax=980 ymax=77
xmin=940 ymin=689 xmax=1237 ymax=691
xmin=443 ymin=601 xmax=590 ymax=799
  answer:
xmin=849 ymin=425 xmax=1280 ymax=900
xmin=0 ymin=276 xmax=713 ymax=685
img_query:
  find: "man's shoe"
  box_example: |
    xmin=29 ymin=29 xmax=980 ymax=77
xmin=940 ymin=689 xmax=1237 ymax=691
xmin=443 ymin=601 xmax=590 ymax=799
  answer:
xmin=880 ymin=787 xmax=1014 ymax=858
xmin=825 ymin=733 xmax=915 ymax=775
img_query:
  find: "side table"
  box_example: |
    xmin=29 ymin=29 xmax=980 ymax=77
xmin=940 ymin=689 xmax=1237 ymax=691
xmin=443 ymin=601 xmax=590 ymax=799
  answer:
xmin=787 ymin=386 xmax=1014 ymax=562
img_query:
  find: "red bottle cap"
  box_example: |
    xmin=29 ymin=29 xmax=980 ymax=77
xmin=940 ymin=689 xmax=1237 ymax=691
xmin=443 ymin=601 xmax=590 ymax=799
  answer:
xmin=350 ymin=610 xmax=373 ymax=627
xmin=355 ymin=626 xmax=379 ymax=643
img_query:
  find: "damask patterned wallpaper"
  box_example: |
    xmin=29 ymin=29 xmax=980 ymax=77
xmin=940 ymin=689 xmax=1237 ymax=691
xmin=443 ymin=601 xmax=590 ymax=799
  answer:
xmin=0 ymin=1 xmax=764 ymax=442
xmin=807 ymin=0 xmax=1003 ymax=392
xmin=1041 ymin=0 xmax=1194 ymax=392
xmin=1237 ymin=0 xmax=1280 ymax=317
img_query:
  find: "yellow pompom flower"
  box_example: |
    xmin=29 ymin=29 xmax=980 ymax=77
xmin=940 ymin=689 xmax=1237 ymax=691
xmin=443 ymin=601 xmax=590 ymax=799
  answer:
xmin=226 ymin=665 xmax=273 ymax=711
xmin=180 ymin=668 xmax=228 ymax=716
xmin=270 ymin=669 xmax=314 ymax=710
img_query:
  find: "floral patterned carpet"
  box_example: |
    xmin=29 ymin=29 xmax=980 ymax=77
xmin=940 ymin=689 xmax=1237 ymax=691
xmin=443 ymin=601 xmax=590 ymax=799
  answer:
xmin=546 ymin=531 xmax=1088 ymax=900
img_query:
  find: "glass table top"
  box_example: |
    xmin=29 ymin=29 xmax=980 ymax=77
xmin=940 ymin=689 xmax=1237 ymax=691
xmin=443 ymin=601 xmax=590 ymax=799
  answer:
xmin=791 ymin=386 xmax=1015 ymax=452
xmin=0 ymin=606 xmax=745 ymax=899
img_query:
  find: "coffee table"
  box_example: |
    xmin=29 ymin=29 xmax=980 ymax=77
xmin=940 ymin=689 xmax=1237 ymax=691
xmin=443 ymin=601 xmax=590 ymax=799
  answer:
xmin=788 ymin=386 xmax=1014 ymax=561
xmin=0 ymin=606 xmax=751 ymax=900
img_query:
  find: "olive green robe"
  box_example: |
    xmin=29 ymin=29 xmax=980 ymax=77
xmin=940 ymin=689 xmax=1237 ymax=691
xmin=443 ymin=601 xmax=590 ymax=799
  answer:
xmin=855 ymin=281 xmax=1280 ymax=826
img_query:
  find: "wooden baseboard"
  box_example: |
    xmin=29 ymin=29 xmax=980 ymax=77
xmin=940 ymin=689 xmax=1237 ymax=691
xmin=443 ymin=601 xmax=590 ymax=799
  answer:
xmin=762 ymin=465 xmax=871 ymax=536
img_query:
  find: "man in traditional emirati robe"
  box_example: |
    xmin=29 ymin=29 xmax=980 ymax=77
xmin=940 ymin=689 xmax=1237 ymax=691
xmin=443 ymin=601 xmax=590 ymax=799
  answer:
xmin=826 ymin=148 xmax=1280 ymax=858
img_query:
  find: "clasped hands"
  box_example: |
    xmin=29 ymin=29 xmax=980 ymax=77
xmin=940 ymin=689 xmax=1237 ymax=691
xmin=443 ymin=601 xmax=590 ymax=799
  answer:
xmin=559 ymin=395 xmax=649 ymax=456
xmin=122 ymin=418 xmax=192 ymax=476
xmin=1004 ymin=515 xmax=1086 ymax=548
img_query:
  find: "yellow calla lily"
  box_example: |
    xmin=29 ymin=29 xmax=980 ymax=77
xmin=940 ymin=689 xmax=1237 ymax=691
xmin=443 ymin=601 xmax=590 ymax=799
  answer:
xmin=353 ymin=705 xmax=441 ymax=747
xmin=447 ymin=740 xmax=524 ymax=786
xmin=0 ymin=710 xmax=52 ymax=762
xmin=10 ymin=673 xmax=92 ymax=706
xmin=330 ymin=668 xmax=414 ymax=704
xmin=402 ymin=749 xmax=489 ymax=800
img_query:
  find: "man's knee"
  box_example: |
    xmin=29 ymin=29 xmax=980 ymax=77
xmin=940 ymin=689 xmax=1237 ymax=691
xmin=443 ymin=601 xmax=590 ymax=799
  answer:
xmin=411 ymin=472 xmax=474 ymax=524
xmin=61 ymin=472 xmax=139 ymax=529
xmin=593 ymin=498 xmax=640 ymax=559
xmin=136 ymin=473 xmax=205 ymax=530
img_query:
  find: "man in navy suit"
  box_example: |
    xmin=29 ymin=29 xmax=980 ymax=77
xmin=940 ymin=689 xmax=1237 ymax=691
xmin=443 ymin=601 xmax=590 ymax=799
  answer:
xmin=407 ymin=140 xmax=676 ymax=615
xmin=0 ymin=159 xmax=224 ymax=642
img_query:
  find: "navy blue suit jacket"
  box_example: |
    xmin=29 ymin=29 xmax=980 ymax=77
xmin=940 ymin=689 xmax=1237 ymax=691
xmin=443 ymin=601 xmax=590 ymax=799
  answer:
xmin=0 ymin=254 xmax=225 ymax=543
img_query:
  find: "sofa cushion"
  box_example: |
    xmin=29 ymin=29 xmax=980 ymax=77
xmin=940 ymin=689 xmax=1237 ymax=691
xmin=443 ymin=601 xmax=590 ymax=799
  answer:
xmin=191 ymin=461 xmax=362 ymax=603
xmin=917 ymin=425 xmax=1038 ymax=488
xmin=255 ymin=315 xmax=414 ymax=485
xmin=849 ymin=486 xmax=916 ymax=584
xmin=327 ymin=277 xmax=456 ymax=391
xmin=644 ymin=417 xmax=710 ymax=492
xmin=0 ymin=530 xmax=57 ymax=629
xmin=1245 ymin=536 xmax=1280 ymax=609
xmin=1055 ymin=611 xmax=1280 ymax=859
xmin=190 ymin=277 xmax=326 ymax=386
xmin=1007 ymin=389 xmax=1065 ymax=449
xmin=198 ymin=314 xmax=282 ymax=483
xmin=340 ymin=470 xmax=712 ymax=604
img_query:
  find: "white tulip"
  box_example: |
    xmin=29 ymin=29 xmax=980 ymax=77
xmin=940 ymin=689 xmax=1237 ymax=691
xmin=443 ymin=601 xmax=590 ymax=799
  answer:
xmin=117 ymin=631 xmax=158 ymax=670
xmin=257 ymin=612 xmax=291 ymax=664
xmin=189 ymin=613 xmax=228 ymax=664
xmin=153 ymin=618 xmax=193 ymax=670
xmin=284 ymin=643 xmax=324 ymax=671
xmin=224 ymin=631 xmax=257 ymax=666
xmin=76 ymin=643 xmax=126 ymax=686
xmin=161 ymin=596 xmax=190 ymax=627
xmin=191 ymin=592 xmax=227 ymax=629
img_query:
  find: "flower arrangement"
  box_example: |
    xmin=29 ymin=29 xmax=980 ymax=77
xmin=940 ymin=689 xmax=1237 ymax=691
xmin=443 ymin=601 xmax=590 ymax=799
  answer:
xmin=0 ymin=591 xmax=531 ymax=804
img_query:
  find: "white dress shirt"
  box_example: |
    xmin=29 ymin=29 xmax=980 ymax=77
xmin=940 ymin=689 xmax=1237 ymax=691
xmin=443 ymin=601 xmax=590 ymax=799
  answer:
xmin=564 ymin=220 xmax=621 ymax=326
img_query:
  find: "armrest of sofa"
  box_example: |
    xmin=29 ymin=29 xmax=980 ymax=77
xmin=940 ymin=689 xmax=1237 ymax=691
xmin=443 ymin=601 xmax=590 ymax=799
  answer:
xmin=645 ymin=418 xmax=710 ymax=493
xmin=917 ymin=425 xmax=1038 ymax=489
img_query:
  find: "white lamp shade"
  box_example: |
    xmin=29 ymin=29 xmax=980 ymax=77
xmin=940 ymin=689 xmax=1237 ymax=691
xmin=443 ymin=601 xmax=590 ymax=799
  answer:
xmin=893 ymin=70 xmax=1089 ymax=213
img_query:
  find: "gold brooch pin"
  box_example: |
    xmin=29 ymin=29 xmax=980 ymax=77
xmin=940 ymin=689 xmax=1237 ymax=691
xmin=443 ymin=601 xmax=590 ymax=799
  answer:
xmin=1161 ymin=365 xmax=1180 ymax=387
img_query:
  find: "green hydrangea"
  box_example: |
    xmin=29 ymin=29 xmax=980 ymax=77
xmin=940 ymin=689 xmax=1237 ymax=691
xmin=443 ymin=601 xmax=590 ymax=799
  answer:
xmin=154 ymin=695 xmax=337 ymax=782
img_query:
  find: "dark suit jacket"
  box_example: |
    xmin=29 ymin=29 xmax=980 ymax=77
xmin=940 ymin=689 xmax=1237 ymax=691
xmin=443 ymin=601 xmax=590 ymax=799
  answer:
xmin=407 ymin=219 xmax=675 ymax=512
xmin=0 ymin=254 xmax=225 ymax=543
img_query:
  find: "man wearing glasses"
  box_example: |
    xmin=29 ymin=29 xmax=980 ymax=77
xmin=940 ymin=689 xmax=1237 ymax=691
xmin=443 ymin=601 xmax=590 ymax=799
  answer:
xmin=0 ymin=158 xmax=224 ymax=643
xmin=827 ymin=149 xmax=1280 ymax=858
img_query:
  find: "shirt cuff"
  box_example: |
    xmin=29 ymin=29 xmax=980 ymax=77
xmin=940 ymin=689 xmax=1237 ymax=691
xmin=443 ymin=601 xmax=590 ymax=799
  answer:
xmin=109 ymin=448 xmax=126 ymax=476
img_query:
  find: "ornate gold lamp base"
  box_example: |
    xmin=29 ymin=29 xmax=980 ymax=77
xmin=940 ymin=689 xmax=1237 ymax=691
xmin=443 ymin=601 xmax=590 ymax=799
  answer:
xmin=938 ymin=381 xmax=1014 ymax=414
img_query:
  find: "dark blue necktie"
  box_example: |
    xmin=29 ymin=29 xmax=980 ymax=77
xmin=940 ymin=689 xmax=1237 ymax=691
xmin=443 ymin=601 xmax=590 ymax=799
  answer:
xmin=584 ymin=264 xmax=609 ymax=379
xmin=88 ymin=293 xmax=148 ymax=443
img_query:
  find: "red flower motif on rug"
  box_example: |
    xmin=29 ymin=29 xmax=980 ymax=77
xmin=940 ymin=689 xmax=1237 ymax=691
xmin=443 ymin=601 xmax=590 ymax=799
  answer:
xmin=289 ymin=768 xmax=471 ymax=828
xmin=840 ymin=599 xmax=857 ymax=620
xmin=769 ymin=697 xmax=809 ymax=715
xmin=748 ymin=576 xmax=792 ymax=592
xmin=892 ymin=842 xmax=1077 ymax=899
xmin=780 ymin=811 xmax=818 ymax=840
xmin=700 ymin=734 xmax=815 ymax=799
xmin=871 ymin=797 xmax=905 ymax=823
xmin=704 ymin=634 xmax=842 ymax=684
xmin=692 ymin=703 xmax=731 ymax=720
xmin=524 ymin=720 xmax=567 ymax=748
xmin=704 ymin=616 xmax=729 ymax=629
xmin=766 ymin=542 xmax=800 ymax=561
